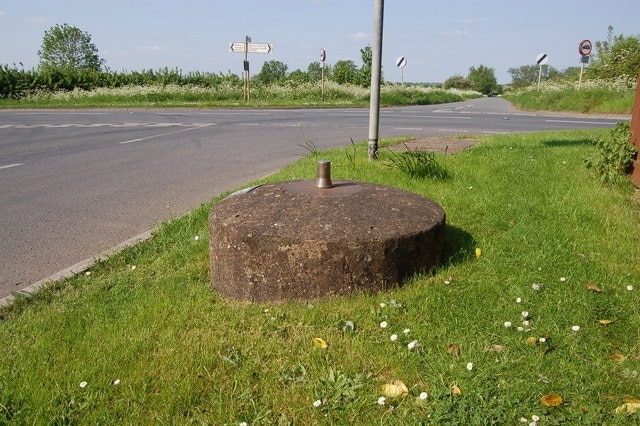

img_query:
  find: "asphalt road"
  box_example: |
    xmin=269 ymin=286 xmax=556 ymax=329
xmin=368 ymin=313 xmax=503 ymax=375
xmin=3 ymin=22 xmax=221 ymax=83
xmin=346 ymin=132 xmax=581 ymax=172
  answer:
xmin=0 ymin=98 xmax=627 ymax=300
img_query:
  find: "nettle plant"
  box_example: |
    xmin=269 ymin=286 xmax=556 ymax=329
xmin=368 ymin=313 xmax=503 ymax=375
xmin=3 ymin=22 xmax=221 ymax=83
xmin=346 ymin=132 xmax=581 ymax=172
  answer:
xmin=587 ymin=121 xmax=637 ymax=183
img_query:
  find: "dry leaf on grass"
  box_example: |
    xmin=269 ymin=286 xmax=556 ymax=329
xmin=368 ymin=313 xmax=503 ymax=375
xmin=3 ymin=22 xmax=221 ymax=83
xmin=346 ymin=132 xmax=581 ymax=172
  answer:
xmin=447 ymin=343 xmax=460 ymax=356
xmin=451 ymin=382 xmax=462 ymax=396
xmin=609 ymin=353 xmax=626 ymax=363
xmin=312 ymin=337 xmax=328 ymax=349
xmin=487 ymin=344 xmax=505 ymax=352
xmin=615 ymin=402 xmax=640 ymax=414
xmin=380 ymin=380 xmax=409 ymax=398
xmin=586 ymin=283 xmax=602 ymax=292
xmin=598 ymin=319 xmax=615 ymax=325
xmin=525 ymin=336 xmax=539 ymax=345
xmin=540 ymin=393 xmax=563 ymax=407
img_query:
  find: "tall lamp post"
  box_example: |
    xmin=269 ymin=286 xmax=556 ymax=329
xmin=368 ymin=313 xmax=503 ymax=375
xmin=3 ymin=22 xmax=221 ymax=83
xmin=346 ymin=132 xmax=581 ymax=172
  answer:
xmin=368 ymin=0 xmax=384 ymax=161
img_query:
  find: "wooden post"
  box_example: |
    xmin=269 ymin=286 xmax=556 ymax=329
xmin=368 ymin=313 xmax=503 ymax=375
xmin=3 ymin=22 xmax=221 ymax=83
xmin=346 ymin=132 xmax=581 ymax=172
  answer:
xmin=629 ymin=75 xmax=640 ymax=187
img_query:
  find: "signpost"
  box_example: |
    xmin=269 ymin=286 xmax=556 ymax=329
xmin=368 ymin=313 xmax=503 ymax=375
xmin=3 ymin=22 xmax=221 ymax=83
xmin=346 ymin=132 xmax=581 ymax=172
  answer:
xmin=229 ymin=36 xmax=273 ymax=101
xmin=578 ymin=39 xmax=592 ymax=90
xmin=396 ymin=56 xmax=407 ymax=86
xmin=536 ymin=53 xmax=548 ymax=89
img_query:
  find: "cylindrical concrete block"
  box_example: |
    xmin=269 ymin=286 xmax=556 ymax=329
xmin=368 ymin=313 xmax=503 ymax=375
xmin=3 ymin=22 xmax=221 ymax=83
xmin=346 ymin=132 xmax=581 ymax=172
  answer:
xmin=209 ymin=180 xmax=446 ymax=302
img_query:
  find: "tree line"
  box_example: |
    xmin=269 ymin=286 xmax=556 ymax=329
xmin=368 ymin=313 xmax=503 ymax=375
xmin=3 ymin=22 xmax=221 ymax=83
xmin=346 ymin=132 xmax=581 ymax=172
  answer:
xmin=2 ymin=23 xmax=639 ymax=100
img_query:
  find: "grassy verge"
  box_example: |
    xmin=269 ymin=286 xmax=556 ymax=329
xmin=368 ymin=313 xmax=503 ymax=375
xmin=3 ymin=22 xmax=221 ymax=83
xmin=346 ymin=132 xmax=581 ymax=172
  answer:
xmin=503 ymin=77 xmax=636 ymax=114
xmin=2 ymin=130 xmax=640 ymax=424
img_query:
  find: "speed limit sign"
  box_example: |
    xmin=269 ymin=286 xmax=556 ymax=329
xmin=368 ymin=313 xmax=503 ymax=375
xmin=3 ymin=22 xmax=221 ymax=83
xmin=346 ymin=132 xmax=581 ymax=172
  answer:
xmin=579 ymin=40 xmax=592 ymax=56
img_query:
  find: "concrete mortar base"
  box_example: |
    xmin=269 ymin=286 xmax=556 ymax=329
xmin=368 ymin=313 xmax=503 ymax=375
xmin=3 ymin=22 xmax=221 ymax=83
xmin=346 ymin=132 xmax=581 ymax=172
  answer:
xmin=209 ymin=181 xmax=446 ymax=302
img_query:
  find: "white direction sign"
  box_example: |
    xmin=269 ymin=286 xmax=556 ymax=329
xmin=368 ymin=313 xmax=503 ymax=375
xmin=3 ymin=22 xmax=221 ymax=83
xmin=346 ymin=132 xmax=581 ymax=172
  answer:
xmin=229 ymin=42 xmax=273 ymax=54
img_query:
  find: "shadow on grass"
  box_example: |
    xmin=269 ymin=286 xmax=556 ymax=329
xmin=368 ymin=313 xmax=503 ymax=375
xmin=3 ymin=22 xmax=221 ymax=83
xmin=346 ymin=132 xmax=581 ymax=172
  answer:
xmin=440 ymin=224 xmax=476 ymax=267
xmin=542 ymin=138 xmax=594 ymax=148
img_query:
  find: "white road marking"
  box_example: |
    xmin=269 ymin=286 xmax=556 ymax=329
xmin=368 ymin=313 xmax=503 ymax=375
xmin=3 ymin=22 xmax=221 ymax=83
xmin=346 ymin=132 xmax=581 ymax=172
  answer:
xmin=545 ymin=119 xmax=615 ymax=125
xmin=382 ymin=114 xmax=471 ymax=120
xmin=0 ymin=163 xmax=24 ymax=170
xmin=119 ymin=124 xmax=214 ymax=144
xmin=14 ymin=112 xmax=108 ymax=115
xmin=0 ymin=122 xmax=216 ymax=129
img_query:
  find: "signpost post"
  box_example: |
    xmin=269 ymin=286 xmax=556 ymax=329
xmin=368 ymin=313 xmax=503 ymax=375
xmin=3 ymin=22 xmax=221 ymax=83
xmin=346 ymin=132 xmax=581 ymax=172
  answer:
xmin=229 ymin=36 xmax=273 ymax=101
xmin=396 ymin=56 xmax=407 ymax=86
xmin=578 ymin=39 xmax=592 ymax=90
xmin=320 ymin=48 xmax=326 ymax=101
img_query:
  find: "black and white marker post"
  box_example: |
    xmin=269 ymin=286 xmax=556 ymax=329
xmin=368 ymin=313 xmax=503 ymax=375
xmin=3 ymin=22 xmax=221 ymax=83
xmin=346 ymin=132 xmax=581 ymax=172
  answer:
xmin=396 ymin=56 xmax=407 ymax=86
xmin=536 ymin=53 xmax=548 ymax=89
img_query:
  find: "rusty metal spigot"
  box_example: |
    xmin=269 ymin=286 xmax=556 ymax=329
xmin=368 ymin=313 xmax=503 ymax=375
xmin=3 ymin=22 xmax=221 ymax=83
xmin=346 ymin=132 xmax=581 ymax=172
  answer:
xmin=316 ymin=160 xmax=333 ymax=189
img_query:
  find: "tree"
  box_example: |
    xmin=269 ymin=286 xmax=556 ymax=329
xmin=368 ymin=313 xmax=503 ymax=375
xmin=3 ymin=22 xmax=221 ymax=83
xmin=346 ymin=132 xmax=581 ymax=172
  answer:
xmin=306 ymin=61 xmax=323 ymax=82
xmin=357 ymin=45 xmax=373 ymax=87
xmin=588 ymin=26 xmax=640 ymax=80
xmin=444 ymin=74 xmax=472 ymax=90
xmin=287 ymin=69 xmax=309 ymax=85
xmin=467 ymin=65 xmax=498 ymax=95
xmin=508 ymin=65 xmax=556 ymax=87
xmin=38 ymin=23 xmax=104 ymax=72
xmin=331 ymin=59 xmax=358 ymax=85
xmin=255 ymin=60 xmax=288 ymax=84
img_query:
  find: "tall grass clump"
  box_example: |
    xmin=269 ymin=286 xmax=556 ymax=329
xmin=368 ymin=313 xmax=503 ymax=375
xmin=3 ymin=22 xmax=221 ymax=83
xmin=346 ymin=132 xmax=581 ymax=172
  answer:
xmin=1 ymin=129 xmax=640 ymax=424
xmin=386 ymin=144 xmax=450 ymax=179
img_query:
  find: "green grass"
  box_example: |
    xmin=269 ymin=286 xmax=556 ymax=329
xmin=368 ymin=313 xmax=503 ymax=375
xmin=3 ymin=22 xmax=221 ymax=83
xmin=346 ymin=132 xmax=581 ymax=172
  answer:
xmin=503 ymin=77 xmax=636 ymax=114
xmin=2 ymin=130 xmax=640 ymax=424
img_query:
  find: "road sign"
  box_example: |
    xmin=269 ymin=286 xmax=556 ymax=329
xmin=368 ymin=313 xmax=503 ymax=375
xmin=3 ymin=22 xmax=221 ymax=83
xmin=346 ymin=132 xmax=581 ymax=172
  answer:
xmin=579 ymin=39 xmax=592 ymax=56
xmin=396 ymin=56 xmax=407 ymax=68
xmin=229 ymin=42 xmax=273 ymax=54
xmin=320 ymin=48 xmax=326 ymax=62
xmin=581 ymin=55 xmax=590 ymax=64
xmin=229 ymin=42 xmax=244 ymax=53
xmin=536 ymin=53 xmax=548 ymax=65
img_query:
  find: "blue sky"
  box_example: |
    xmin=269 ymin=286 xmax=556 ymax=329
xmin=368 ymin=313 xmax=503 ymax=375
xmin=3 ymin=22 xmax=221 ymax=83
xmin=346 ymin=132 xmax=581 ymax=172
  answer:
xmin=1 ymin=0 xmax=638 ymax=84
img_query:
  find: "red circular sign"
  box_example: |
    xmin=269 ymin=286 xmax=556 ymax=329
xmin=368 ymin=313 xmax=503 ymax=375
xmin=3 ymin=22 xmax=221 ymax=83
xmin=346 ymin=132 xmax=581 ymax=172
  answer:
xmin=579 ymin=40 xmax=592 ymax=56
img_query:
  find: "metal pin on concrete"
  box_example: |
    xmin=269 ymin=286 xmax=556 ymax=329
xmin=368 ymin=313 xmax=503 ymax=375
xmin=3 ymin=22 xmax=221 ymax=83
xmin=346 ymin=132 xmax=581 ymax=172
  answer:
xmin=316 ymin=160 xmax=333 ymax=189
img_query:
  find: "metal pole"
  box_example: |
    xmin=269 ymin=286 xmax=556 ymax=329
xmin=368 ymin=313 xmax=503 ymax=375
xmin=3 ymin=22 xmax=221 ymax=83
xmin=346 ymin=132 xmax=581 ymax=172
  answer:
xmin=321 ymin=64 xmax=325 ymax=102
xmin=537 ymin=64 xmax=542 ymax=90
xmin=578 ymin=62 xmax=585 ymax=90
xmin=368 ymin=0 xmax=384 ymax=161
xmin=244 ymin=35 xmax=250 ymax=101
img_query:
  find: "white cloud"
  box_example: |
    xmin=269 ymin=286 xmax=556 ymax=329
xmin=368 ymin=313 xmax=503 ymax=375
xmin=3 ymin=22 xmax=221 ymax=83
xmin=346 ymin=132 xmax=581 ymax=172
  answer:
xmin=138 ymin=45 xmax=166 ymax=51
xmin=441 ymin=30 xmax=468 ymax=37
xmin=23 ymin=16 xmax=52 ymax=26
xmin=349 ymin=32 xmax=369 ymax=41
